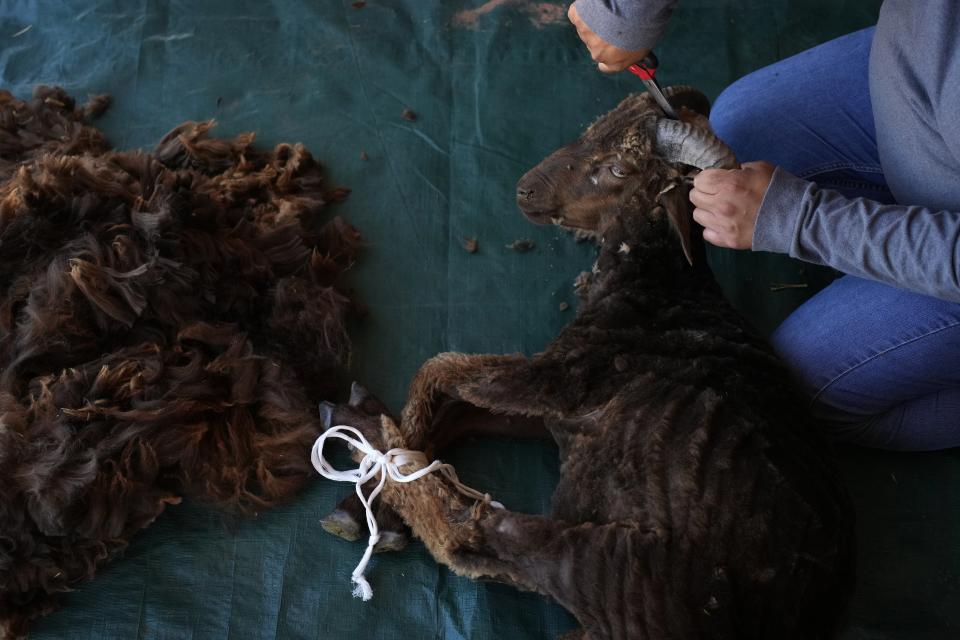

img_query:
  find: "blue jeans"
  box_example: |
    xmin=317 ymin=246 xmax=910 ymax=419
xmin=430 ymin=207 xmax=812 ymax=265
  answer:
xmin=710 ymin=27 xmax=960 ymax=451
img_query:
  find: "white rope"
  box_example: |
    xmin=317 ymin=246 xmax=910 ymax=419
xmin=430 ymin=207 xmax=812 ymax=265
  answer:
xmin=311 ymin=424 xmax=504 ymax=601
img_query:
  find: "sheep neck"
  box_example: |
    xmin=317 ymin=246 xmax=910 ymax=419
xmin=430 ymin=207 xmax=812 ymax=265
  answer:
xmin=593 ymin=204 xmax=713 ymax=294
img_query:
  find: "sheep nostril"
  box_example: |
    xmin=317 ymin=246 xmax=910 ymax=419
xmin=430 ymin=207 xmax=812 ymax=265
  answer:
xmin=516 ymin=187 xmax=534 ymax=200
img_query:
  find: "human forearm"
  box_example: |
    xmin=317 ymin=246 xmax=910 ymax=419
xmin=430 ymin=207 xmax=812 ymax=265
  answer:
xmin=569 ymin=0 xmax=679 ymax=72
xmin=573 ymin=0 xmax=679 ymax=52
xmin=755 ymin=167 xmax=960 ymax=301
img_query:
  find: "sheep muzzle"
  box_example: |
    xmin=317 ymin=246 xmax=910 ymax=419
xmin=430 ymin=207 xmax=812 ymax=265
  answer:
xmin=516 ymin=160 xmax=565 ymax=224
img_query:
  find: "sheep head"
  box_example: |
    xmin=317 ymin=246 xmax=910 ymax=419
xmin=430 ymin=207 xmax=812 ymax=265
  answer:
xmin=515 ymin=86 xmax=737 ymax=262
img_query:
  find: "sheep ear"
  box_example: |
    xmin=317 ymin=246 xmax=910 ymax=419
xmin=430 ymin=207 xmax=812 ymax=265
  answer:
xmin=659 ymin=184 xmax=694 ymax=266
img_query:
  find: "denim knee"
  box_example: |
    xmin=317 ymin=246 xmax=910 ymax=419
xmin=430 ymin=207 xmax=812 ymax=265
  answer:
xmin=770 ymin=308 xmax=862 ymax=427
xmin=709 ymin=78 xmax=762 ymax=160
xmin=708 ymin=28 xmax=880 ymax=176
xmin=770 ymin=316 xmax=821 ymax=403
xmin=771 ymin=274 xmax=960 ymax=449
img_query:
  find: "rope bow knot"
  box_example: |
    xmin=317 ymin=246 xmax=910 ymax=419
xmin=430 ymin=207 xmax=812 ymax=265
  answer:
xmin=311 ymin=424 xmax=503 ymax=601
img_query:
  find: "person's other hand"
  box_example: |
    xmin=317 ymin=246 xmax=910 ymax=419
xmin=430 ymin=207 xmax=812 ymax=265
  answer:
xmin=567 ymin=3 xmax=649 ymax=73
xmin=689 ymin=161 xmax=776 ymax=249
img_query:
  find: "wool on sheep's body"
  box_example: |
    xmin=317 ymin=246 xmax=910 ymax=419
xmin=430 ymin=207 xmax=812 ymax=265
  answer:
xmin=0 ymin=87 xmax=361 ymax=637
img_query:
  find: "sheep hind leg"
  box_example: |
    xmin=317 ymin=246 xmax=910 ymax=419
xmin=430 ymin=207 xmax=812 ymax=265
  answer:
xmin=440 ymin=509 xmax=598 ymax=639
xmin=317 ymin=394 xmax=409 ymax=550
xmin=450 ymin=510 xmax=688 ymax=640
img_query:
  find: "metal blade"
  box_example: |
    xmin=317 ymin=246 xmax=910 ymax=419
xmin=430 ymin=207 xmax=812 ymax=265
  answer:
xmin=641 ymin=78 xmax=679 ymax=120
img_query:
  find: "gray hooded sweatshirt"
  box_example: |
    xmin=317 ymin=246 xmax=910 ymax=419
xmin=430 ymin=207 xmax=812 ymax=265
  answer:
xmin=574 ymin=0 xmax=960 ymax=301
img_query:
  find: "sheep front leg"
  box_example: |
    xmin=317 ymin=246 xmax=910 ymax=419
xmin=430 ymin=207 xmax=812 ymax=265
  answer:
xmin=401 ymin=352 xmax=555 ymax=452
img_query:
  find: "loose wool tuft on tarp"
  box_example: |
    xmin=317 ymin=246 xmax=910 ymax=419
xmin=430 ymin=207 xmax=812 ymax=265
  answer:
xmin=0 ymin=87 xmax=361 ymax=637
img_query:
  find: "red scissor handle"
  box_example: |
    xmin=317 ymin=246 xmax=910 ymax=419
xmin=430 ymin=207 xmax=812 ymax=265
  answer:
xmin=627 ymin=52 xmax=659 ymax=81
xmin=628 ymin=64 xmax=655 ymax=80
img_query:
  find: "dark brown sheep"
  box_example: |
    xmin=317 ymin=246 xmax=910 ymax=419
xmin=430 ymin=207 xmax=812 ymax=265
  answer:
xmin=0 ymin=87 xmax=361 ymax=637
xmin=320 ymin=87 xmax=856 ymax=639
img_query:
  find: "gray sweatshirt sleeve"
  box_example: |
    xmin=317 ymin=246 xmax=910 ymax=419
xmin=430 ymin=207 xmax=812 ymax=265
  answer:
xmin=573 ymin=0 xmax=679 ymax=52
xmin=754 ymin=167 xmax=960 ymax=301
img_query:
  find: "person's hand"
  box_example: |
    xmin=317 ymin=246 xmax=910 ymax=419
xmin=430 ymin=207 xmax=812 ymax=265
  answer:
xmin=689 ymin=161 xmax=776 ymax=249
xmin=567 ymin=3 xmax=649 ymax=73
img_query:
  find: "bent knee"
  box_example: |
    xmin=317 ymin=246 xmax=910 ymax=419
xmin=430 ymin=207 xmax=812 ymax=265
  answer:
xmin=769 ymin=316 xmax=825 ymax=399
xmin=709 ymin=78 xmax=768 ymax=161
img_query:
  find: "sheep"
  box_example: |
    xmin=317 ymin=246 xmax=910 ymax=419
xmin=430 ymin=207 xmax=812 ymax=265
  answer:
xmin=0 ymin=87 xmax=361 ymax=637
xmin=318 ymin=86 xmax=856 ymax=639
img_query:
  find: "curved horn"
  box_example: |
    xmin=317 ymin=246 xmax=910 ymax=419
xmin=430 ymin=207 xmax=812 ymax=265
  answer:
xmin=648 ymin=118 xmax=738 ymax=170
xmin=661 ymin=85 xmax=712 ymax=117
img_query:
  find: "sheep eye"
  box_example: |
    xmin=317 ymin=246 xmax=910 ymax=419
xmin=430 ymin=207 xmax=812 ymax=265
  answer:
xmin=610 ymin=165 xmax=628 ymax=178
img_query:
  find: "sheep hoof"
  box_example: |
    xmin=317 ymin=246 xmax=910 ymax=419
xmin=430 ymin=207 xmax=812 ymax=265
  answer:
xmin=374 ymin=530 xmax=409 ymax=553
xmin=320 ymin=509 xmax=363 ymax=542
xmin=318 ymin=401 xmax=336 ymax=430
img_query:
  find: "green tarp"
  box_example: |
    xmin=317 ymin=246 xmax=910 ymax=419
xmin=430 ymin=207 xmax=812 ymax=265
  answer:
xmin=2 ymin=1 xmax=957 ymax=638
